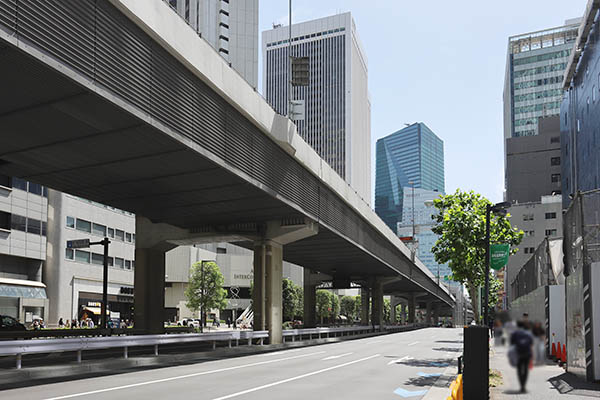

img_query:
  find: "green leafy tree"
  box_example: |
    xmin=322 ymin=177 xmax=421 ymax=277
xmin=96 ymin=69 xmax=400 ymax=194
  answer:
xmin=316 ymin=290 xmax=331 ymax=324
xmin=384 ymin=298 xmax=391 ymax=323
xmin=354 ymin=295 xmax=362 ymax=320
xmin=295 ymin=285 xmax=304 ymax=319
xmin=431 ymin=190 xmax=523 ymax=323
xmin=282 ymin=278 xmax=300 ymax=322
xmin=340 ymin=296 xmax=356 ymax=320
xmin=185 ymin=261 xmax=228 ymax=326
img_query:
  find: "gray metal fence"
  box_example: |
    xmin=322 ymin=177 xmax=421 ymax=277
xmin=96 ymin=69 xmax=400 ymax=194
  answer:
xmin=511 ymin=237 xmax=555 ymax=300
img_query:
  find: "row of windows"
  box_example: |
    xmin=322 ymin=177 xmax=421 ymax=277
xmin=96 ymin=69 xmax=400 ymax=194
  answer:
xmin=513 ymin=89 xmax=563 ymax=103
xmin=65 ymin=247 xmax=135 ymax=270
xmin=513 ymin=62 xmax=567 ymax=78
xmin=266 ymin=27 xmax=346 ymax=47
xmin=513 ymin=101 xmax=562 ymax=116
xmin=0 ymin=211 xmax=47 ymax=236
xmin=512 ymin=49 xmax=571 ymax=66
xmin=66 ymin=216 xmax=134 ymax=243
xmin=0 ymin=175 xmax=48 ymax=197
xmin=514 ymin=75 xmax=563 ymax=89
xmin=522 ymin=211 xmax=558 ymax=222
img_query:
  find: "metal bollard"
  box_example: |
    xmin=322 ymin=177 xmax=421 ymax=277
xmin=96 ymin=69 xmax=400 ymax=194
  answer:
xmin=457 ymin=355 xmax=463 ymax=374
xmin=77 ymin=350 xmax=82 ymax=363
xmin=16 ymin=354 xmax=22 ymax=369
xmin=124 ymin=347 xmax=128 ymax=359
xmin=154 ymin=344 xmax=159 ymax=356
xmin=292 ymin=335 xmax=295 ymax=342
xmin=248 ymin=338 xmax=252 ymax=346
xmin=236 ymin=339 xmax=239 ymax=347
xmin=212 ymin=341 xmax=216 ymax=350
xmin=228 ymin=340 xmax=231 ymax=348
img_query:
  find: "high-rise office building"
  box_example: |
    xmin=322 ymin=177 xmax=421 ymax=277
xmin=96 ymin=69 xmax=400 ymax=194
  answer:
xmin=168 ymin=0 xmax=259 ymax=88
xmin=375 ymin=123 xmax=444 ymax=232
xmin=396 ymin=188 xmax=454 ymax=287
xmin=262 ymin=13 xmax=372 ymax=203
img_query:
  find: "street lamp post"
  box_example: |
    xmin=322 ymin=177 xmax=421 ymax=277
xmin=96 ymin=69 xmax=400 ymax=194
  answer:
xmin=483 ymin=201 xmax=510 ymax=327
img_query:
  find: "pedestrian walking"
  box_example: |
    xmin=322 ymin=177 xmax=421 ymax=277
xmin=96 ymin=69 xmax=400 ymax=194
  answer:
xmin=58 ymin=317 xmax=64 ymax=328
xmin=227 ymin=317 xmax=231 ymax=328
xmin=509 ymin=320 xmax=534 ymax=393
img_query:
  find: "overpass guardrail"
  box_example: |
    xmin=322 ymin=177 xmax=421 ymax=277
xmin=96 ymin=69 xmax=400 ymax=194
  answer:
xmin=0 ymin=324 xmax=426 ymax=369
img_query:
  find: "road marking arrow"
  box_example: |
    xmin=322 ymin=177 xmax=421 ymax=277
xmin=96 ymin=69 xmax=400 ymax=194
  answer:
xmin=388 ymin=356 xmax=413 ymax=365
xmin=393 ymin=387 xmax=428 ymax=397
xmin=322 ymin=352 xmax=353 ymax=360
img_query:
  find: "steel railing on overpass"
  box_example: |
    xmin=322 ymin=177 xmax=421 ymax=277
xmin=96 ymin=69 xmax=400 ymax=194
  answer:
xmin=0 ymin=324 xmax=426 ymax=369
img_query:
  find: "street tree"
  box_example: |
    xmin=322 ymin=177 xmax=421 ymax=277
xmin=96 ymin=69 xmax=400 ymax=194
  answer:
xmin=431 ymin=190 xmax=523 ymax=323
xmin=185 ymin=261 xmax=228 ymax=327
xmin=282 ymin=278 xmax=300 ymax=321
xmin=340 ymin=295 xmax=356 ymax=320
xmin=384 ymin=298 xmax=391 ymax=323
xmin=316 ymin=290 xmax=330 ymax=324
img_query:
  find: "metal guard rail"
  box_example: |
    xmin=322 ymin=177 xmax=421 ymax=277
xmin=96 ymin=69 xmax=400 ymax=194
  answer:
xmin=0 ymin=324 xmax=425 ymax=369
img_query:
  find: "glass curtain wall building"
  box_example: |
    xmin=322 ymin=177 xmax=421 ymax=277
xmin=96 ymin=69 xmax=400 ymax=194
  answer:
xmin=375 ymin=123 xmax=444 ymax=232
xmin=262 ymin=13 xmax=372 ymax=203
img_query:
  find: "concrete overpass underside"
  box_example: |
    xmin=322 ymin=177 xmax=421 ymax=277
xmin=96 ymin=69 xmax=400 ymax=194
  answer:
xmin=0 ymin=0 xmax=453 ymax=340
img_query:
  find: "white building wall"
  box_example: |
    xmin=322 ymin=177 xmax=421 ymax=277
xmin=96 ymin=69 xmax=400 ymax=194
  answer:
xmin=45 ymin=190 xmax=136 ymax=325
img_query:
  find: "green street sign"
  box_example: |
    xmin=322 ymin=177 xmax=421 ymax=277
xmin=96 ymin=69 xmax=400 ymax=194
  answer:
xmin=490 ymin=243 xmax=510 ymax=270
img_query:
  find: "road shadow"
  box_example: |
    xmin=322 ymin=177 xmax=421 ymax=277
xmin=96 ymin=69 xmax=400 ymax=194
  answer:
xmin=432 ymin=347 xmax=462 ymax=352
xmin=548 ymin=372 xmax=600 ymax=397
xmin=404 ymin=375 xmax=440 ymax=387
xmin=392 ymin=357 xmax=456 ymax=369
xmin=434 ymin=340 xmax=463 ymax=344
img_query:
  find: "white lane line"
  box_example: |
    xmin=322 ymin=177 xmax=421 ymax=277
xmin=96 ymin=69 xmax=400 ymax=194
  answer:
xmin=258 ymin=349 xmax=302 ymax=357
xmin=321 ymin=352 xmax=353 ymax=360
xmin=43 ymin=351 xmax=326 ymax=400
xmin=210 ymin=354 xmax=381 ymax=400
xmin=368 ymin=340 xmax=384 ymax=344
xmin=407 ymin=341 xmax=419 ymax=346
xmin=387 ymin=356 xmax=413 ymax=365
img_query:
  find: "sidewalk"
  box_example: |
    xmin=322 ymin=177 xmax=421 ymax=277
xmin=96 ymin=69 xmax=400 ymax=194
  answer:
xmin=490 ymin=345 xmax=600 ymax=399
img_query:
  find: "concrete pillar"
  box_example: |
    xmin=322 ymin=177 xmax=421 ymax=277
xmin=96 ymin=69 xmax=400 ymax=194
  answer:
xmin=371 ymin=279 xmax=384 ymax=329
xmin=134 ymin=243 xmax=174 ymax=333
xmin=408 ymin=295 xmax=416 ymax=324
xmin=426 ymin=301 xmax=433 ymax=326
xmin=433 ymin=304 xmax=439 ymax=325
xmin=253 ymin=240 xmax=283 ymax=344
xmin=390 ymin=296 xmax=397 ymax=323
xmin=360 ymin=287 xmax=370 ymax=325
xmin=303 ymin=268 xmax=317 ymax=328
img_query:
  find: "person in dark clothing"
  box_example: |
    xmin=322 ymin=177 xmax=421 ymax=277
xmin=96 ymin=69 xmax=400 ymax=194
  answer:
xmin=510 ymin=320 xmax=533 ymax=393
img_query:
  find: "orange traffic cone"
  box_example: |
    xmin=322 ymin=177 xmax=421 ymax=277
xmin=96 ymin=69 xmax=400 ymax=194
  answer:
xmin=562 ymin=344 xmax=567 ymax=363
xmin=556 ymin=342 xmax=562 ymax=362
xmin=551 ymin=342 xmax=557 ymax=358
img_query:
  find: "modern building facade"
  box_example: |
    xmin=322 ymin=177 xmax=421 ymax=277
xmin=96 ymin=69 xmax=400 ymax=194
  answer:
xmin=262 ymin=13 xmax=372 ymax=203
xmin=396 ymin=188 xmax=453 ymax=287
xmin=168 ymin=0 xmax=259 ymax=88
xmin=0 ymin=176 xmax=49 ymax=323
xmin=506 ymin=195 xmax=563 ymax=303
xmin=375 ymin=123 xmax=444 ymax=232
xmin=505 ymin=115 xmax=562 ymax=203
xmin=561 ymin=9 xmax=600 ymax=208
xmin=45 ymin=191 xmax=136 ymax=325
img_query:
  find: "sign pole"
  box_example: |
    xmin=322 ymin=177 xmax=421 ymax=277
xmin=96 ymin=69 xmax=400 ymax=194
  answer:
xmin=101 ymin=237 xmax=109 ymax=330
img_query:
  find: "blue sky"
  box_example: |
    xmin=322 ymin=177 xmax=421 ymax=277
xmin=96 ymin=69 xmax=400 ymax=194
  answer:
xmin=257 ymin=0 xmax=586 ymax=203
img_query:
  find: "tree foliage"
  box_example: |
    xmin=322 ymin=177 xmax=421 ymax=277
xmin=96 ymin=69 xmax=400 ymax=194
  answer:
xmin=282 ymin=278 xmax=302 ymax=321
xmin=316 ymin=290 xmax=340 ymax=323
xmin=185 ymin=261 xmax=228 ymax=318
xmin=340 ymin=296 xmax=357 ymax=320
xmin=431 ymin=190 xmax=523 ymax=323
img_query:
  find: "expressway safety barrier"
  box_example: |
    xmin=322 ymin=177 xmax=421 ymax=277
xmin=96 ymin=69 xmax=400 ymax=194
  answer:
xmin=0 ymin=324 xmax=425 ymax=369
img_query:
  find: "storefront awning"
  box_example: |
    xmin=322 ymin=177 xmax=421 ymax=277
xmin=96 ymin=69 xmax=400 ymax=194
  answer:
xmin=0 ymin=277 xmax=47 ymax=299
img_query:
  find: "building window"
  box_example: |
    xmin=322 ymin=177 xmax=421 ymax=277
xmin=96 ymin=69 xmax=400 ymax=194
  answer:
xmin=545 ymin=212 xmax=557 ymax=219
xmin=217 ymin=247 xmax=227 ymax=254
xmin=0 ymin=211 xmax=10 ymax=230
xmin=66 ymin=248 xmax=74 ymax=260
xmin=66 ymin=216 xmax=75 ymax=228
xmin=545 ymin=229 xmax=557 ymax=236
xmin=76 ymin=218 xmax=92 ymax=233
xmin=115 ymin=229 xmax=125 ymax=241
xmin=108 ymin=257 xmax=114 ymax=267
xmin=125 ymin=233 xmax=132 ymax=242
xmin=91 ymin=253 xmax=104 ymax=265
xmin=92 ymin=223 xmax=106 ymax=237
xmin=551 ymin=157 xmax=561 ymax=166
xmin=125 ymin=260 xmax=131 ymax=269
xmin=132 ymin=233 xmax=135 ymax=242
xmin=11 ymin=177 xmax=27 ymax=191
xmin=75 ymin=250 xmax=90 ymax=263
xmin=550 ymin=136 xmax=560 ymax=144
xmin=131 ymin=261 xmax=135 ymax=270
xmin=41 ymin=221 xmax=47 ymax=236
xmin=10 ymin=214 xmax=26 ymax=232
xmin=0 ymin=175 xmax=10 ymax=188
xmin=108 ymin=228 xmax=114 ymax=238
xmin=523 ymin=214 xmax=534 ymax=221
xmin=551 ymin=173 xmax=561 ymax=183
xmin=27 ymin=218 xmax=40 ymax=235
xmin=115 ymin=257 xmax=124 ymax=268
xmin=28 ymin=182 xmax=42 ymax=195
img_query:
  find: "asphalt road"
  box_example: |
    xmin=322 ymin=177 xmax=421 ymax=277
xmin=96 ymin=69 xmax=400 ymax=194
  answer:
xmin=2 ymin=328 xmax=463 ymax=400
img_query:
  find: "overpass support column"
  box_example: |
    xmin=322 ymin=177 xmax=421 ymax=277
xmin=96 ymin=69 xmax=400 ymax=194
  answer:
xmin=360 ymin=287 xmax=370 ymax=325
xmin=371 ymin=278 xmax=384 ymax=330
xmin=426 ymin=302 xmax=433 ymax=326
xmin=303 ymin=268 xmax=319 ymax=328
xmin=253 ymin=218 xmax=318 ymax=344
xmin=134 ymin=217 xmax=178 ymax=333
xmin=433 ymin=304 xmax=439 ymax=325
xmin=390 ymin=296 xmax=397 ymax=323
xmin=408 ymin=295 xmax=416 ymax=324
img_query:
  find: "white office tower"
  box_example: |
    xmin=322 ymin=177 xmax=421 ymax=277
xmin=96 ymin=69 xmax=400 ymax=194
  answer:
xmin=262 ymin=13 xmax=372 ymax=204
xmin=168 ymin=0 xmax=259 ymax=89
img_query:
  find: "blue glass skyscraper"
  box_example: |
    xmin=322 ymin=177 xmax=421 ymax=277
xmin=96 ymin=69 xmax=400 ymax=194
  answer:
xmin=375 ymin=122 xmax=444 ymax=232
